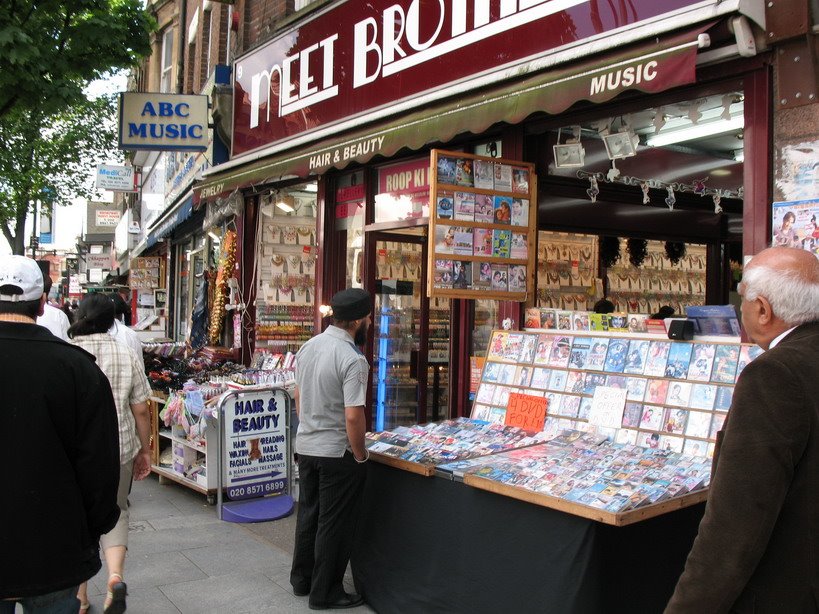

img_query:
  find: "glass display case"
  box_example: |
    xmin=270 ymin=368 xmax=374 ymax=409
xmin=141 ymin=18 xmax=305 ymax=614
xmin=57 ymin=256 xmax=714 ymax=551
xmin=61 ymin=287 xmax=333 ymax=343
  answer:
xmin=369 ymin=235 xmax=452 ymax=431
xmin=372 ymin=279 xmax=418 ymax=432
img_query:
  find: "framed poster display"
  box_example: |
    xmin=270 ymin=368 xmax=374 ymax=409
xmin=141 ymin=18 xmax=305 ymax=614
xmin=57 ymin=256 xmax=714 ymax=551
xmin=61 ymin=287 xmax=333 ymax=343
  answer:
xmin=428 ymin=149 xmax=537 ymax=301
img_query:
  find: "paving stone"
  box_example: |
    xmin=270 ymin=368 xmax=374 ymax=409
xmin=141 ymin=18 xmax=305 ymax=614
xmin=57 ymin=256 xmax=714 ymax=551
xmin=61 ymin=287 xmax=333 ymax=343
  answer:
xmin=82 ymin=586 xmax=181 ymax=613
xmin=181 ymin=538 xmax=292 ymax=577
xmin=127 ymin=522 xmax=249 ymax=556
xmin=159 ymin=571 xmax=295 ymax=613
xmin=123 ymin=551 xmax=208 ymax=589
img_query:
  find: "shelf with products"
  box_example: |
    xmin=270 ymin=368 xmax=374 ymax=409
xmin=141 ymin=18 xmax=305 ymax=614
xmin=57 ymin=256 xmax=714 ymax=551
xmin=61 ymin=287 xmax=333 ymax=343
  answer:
xmin=536 ymin=231 xmax=599 ymax=311
xmin=606 ymin=240 xmax=706 ymax=315
xmin=255 ymin=188 xmax=316 ymax=357
xmin=464 ymin=329 xmax=764 ymax=522
xmin=255 ymin=303 xmax=314 ymax=350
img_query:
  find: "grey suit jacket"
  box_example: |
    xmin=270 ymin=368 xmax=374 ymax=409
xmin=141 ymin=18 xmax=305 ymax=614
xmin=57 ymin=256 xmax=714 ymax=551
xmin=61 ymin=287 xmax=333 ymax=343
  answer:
xmin=666 ymin=321 xmax=819 ymax=613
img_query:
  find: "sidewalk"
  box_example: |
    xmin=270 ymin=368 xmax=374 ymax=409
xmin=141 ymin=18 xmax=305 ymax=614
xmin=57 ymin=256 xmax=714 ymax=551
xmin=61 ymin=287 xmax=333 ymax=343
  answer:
xmin=78 ymin=475 xmax=374 ymax=613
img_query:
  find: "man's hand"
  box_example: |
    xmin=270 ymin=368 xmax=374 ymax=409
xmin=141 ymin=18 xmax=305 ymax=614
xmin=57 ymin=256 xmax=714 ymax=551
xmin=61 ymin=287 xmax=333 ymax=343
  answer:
xmin=133 ymin=449 xmax=151 ymax=480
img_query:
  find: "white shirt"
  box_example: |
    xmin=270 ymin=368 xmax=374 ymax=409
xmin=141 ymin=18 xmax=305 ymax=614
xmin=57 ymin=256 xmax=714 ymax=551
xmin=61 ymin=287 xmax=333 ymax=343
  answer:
xmin=37 ymin=303 xmax=70 ymax=341
xmin=769 ymin=326 xmax=797 ymax=350
xmin=109 ymin=319 xmax=145 ymax=371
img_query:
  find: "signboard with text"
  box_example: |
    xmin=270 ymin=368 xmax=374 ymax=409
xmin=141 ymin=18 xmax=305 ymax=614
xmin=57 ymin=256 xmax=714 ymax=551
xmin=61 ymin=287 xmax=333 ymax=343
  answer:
xmin=119 ymin=92 xmax=209 ymax=152
xmin=96 ymin=164 xmax=139 ymax=192
xmin=232 ymin=0 xmax=728 ymax=156
xmin=223 ymin=389 xmax=289 ymax=501
xmin=96 ymin=209 xmax=122 ymax=228
xmin=86 ymin=253 xmax=112 ymax=269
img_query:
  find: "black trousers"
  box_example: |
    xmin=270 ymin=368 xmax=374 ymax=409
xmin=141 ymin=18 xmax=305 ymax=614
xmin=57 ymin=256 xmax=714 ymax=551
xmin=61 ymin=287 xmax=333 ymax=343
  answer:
xmin=290 ymin=451 xmax=367 ymax=607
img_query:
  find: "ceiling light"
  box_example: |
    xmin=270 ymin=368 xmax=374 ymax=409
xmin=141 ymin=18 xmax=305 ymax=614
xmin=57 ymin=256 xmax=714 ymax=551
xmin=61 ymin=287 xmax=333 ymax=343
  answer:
xmin=733 ymin=150 xmax=744 ymax=163
xmin=645 ymin=116 xmax=744 ymax=148
xmin=603 ymin=130 xmax=639 ymax=159
xmin=553 ymin=126 xmax=585 ymax=168
xmin=276 ymin=198 xmax=296 ymax=213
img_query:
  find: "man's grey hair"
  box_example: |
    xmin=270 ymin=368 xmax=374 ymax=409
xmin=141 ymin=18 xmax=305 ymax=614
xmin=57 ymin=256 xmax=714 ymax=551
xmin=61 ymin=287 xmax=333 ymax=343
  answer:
xmin=741 ymin=265 xmax=819 ymax=326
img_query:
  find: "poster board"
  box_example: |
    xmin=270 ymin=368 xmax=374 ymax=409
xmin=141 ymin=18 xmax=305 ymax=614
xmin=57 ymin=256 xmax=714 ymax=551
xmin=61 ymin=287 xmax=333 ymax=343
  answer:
xmin=428 ymin=149 xmax=537 ymax=301
xmin=130 ymin=256 xmax=164 ymax=290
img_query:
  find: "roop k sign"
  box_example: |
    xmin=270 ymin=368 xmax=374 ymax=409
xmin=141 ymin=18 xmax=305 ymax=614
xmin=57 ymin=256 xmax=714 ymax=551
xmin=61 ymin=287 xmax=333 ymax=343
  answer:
xmin=118 ymin=92 xmax=209 ymax=152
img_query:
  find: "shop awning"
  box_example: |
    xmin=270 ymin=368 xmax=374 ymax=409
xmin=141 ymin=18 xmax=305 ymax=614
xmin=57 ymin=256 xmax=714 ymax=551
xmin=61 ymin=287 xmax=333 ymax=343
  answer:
xmin=148 ymin=194 xmax=194 ymax=243
xmin=195 ymin=25 xmax=711 ymax=203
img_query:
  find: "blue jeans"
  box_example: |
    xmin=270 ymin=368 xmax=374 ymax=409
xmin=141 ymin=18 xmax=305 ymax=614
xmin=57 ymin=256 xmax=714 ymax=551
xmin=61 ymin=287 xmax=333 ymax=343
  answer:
xmin=0 ymin=586 xmax=79 ymax=614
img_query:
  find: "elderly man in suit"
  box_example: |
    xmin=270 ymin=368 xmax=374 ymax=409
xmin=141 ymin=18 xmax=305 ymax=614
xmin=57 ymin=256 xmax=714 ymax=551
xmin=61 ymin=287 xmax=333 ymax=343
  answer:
xmin=666 ymin=246 xmax=819 ymax=613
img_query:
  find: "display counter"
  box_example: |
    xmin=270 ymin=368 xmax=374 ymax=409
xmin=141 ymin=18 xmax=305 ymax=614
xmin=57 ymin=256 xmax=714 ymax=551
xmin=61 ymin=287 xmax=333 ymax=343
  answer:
xmin=353 ymin=461 xmax=704 ymax=614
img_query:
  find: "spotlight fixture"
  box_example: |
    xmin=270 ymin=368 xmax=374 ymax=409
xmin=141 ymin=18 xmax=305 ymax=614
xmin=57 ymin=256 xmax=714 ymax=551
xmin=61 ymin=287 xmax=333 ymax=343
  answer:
xmin=553 ymin=126 xmax=585 ymax=168
xmin=603 ymin=129 xmax=639 ymax=160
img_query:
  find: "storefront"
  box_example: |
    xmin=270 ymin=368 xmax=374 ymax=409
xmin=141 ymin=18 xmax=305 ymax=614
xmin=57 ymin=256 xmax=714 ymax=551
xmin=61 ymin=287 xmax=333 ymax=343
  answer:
xmin=193 ymin=0 xmax=770 ymax=431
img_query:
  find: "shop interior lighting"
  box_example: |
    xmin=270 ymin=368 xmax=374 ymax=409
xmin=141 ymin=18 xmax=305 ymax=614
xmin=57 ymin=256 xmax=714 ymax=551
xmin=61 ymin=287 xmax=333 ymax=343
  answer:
xmin=646 ymin=116 xmax=744 ymax=147
xmin=553 ymin=126 xmax=585 ymax=168
xmin=733 ymin=150 xmax=745 ymax=163
xmin=645 ymin=104 xmax=744 ymax=148
xmin=276 ymin=199 xmax=295 ymax=213
xmin=207 ymin=231 xmax=221 ymax=243
xmin=603 ymin=129 xmax=639 ymax=160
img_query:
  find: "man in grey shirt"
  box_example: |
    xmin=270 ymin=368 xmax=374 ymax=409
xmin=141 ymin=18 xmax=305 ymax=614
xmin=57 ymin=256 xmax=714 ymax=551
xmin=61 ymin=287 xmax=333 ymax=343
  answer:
xmin=290 ymin=288 xmax=371 ymax=610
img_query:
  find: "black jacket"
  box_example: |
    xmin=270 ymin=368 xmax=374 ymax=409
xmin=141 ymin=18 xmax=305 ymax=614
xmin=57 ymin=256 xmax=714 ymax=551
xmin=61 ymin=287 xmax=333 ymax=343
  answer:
xmin=0 ymin=322 xmax=121 ymax=598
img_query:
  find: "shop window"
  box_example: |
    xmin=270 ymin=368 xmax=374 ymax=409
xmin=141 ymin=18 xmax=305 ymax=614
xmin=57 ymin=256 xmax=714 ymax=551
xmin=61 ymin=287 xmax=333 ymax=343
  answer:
xmin=546 ymin=92 xmax=744 ymax=203
xmin=374 ymin=157 xmax=430 ymax=223
xmin=254 ymin=183 xmax=317 ymax=361
xmin=335 ymin=171 xmax=365 ymax=288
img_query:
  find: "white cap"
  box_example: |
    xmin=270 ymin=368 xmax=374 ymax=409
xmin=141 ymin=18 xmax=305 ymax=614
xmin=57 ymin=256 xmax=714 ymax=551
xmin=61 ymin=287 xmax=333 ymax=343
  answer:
xmin=0 ymin=255 xmax=44 ymax=302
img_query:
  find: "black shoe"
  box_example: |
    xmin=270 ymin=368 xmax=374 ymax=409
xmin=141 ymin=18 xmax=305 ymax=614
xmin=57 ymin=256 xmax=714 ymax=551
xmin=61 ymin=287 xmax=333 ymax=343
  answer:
xmin=104 ymin=581 xmax=127 ymax=614
xmin=293 ymin=585 xmax=310 ymax=597
xmin=308 ymin=592 xmax=364 ymax=610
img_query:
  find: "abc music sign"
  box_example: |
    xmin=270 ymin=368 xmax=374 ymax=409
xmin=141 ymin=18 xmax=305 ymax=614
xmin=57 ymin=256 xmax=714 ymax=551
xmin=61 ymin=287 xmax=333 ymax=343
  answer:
xmin=118 ymin=92 xmax=209 ymax=152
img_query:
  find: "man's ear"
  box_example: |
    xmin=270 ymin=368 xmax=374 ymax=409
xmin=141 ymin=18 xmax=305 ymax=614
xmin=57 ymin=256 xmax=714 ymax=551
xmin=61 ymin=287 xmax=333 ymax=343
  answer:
xmin=756 ymin=295 xmax=773 ymax=326
xmin=37 ymin=294 xmax=46 ymax=317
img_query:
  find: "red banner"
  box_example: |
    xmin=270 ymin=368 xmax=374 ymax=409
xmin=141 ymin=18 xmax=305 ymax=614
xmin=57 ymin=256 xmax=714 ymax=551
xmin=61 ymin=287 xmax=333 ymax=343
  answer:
xmin=232 ymin=0 xmax=711 ymax=156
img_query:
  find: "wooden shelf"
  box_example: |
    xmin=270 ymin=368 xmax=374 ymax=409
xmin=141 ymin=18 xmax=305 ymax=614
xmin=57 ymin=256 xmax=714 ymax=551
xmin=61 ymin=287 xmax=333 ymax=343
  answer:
xmin=158 ymin=430 xmax=207 ymax=453
xmin=464 ymin=474 xmax=709 ymax=526
xmin=369 ymin=452 xmax=435 ymax=477
xmin=151 ymin=464 xmax=214 ymax=495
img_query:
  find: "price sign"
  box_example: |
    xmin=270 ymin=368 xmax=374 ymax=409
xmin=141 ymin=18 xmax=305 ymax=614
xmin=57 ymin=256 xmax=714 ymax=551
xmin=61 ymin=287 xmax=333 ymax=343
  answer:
xmin=505 ymin=392 xmax=547 ymax=433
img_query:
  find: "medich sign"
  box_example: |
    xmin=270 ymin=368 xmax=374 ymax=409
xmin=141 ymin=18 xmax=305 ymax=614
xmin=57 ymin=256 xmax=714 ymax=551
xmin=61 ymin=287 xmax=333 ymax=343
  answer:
xmin=232 ymin=0 xmax=713 ymax=156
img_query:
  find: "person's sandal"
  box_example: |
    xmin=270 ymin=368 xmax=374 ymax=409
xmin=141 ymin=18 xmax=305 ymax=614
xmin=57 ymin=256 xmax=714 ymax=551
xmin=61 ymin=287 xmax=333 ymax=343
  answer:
xmin=104 ymin=573 xmax=127 ymax=614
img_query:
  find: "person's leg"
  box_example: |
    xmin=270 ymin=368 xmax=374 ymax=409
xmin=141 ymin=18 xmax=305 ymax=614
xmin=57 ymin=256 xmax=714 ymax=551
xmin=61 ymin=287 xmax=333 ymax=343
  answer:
xmin=308 ymin=452 xmax=367 ymax=607
xmin=0 ymin=600 xmax=16 ymax=614
xmin=290 ymin=455 xmax=320 ymax=594
xmin=76 ymin=580 xmax=90 ymax=611
xmin=100 ymin=462 xmax=132 ymax=613
xmin=19 ymin=586 xmax=80 ymax=614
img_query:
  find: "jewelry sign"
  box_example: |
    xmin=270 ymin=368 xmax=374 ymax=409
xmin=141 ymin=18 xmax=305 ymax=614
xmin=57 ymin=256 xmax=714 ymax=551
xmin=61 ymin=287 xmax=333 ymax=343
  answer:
xmin=221 ymin=388 xmax=290 ymax=501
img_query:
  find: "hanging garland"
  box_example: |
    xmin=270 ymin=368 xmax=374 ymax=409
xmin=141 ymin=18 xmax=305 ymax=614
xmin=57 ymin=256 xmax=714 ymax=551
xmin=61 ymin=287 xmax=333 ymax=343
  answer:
xmin=208 ymin=230 xmax=237 ymax=345
xmin=627 ymin=238 xmax=649 ymax=268
xmin=600 ymin=236 xmax=621 ymax=268
xmin=664 ymin=241 xmax=687 ymax=265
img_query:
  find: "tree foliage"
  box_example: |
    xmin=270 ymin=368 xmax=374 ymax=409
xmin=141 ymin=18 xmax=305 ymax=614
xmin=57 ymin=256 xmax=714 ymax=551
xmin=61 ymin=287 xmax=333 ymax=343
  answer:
xmin=0 ymin=95 xmax=119 ymax=254
xmin=0 ymin=0 xmax=155 ymax=119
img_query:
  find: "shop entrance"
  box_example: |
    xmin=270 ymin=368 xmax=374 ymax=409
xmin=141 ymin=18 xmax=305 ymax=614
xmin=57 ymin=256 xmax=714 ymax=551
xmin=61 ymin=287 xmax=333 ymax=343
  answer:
xmin=364 ymin=229 xmax=450 ymax=432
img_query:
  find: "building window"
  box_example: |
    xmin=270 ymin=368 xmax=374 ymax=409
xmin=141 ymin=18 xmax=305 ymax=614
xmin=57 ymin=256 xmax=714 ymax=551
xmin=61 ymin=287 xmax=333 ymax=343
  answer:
xmin=295 ymin=0 xmax=320 ymax=10
xmin=160 ymin=29 xmax=174 ymax=93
